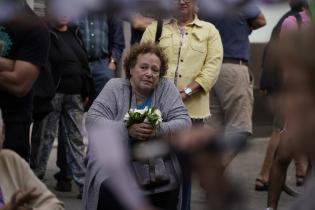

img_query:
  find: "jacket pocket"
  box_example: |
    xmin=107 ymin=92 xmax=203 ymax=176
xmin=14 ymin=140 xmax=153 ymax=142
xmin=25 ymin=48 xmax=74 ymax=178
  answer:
xmin=190 ymin=42 xmax=206 ymax=53
xmin=159 ymin=33 xmax=173 ymax=48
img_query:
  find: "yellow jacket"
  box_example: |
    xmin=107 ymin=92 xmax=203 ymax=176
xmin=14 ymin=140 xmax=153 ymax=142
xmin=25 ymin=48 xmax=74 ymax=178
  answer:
xmin=141 ymin=15 xmax=223 ymax=119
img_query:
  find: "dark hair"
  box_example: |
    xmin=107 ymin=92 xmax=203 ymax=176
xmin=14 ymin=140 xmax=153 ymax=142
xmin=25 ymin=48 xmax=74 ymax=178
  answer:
xmin=124 ymin=42 xmax=168 ymax=79
xmin=290 ymin=0 xmax=309 ymax=11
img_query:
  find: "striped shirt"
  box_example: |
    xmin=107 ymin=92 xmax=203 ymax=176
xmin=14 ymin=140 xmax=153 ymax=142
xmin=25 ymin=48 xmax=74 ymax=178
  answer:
xmin=78 ymin=14 xmax=109 ymax=60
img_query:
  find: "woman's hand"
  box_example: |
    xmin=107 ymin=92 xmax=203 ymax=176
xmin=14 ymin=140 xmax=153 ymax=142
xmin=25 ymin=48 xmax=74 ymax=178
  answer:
xmin=180 ymin=92 xmax=188 ymax=101
xmin=82 ymin=97 xmax=90 ymax=108
xmin=178 ymin=89 xmax=188 ymax=101
xmin=107 ymin=62 xmax=117 ymax=71
xmin=1 ymin=188 xmax=41 ymax=210
xmin=128 ymin=123 xmax=155 ymax=141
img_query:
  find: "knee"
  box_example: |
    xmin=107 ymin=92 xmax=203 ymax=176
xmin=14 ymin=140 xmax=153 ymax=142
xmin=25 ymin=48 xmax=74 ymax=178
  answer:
xmin=224 ymin=131 xmax=250 ymax=152
xmin=274 ymin=152 xmax=291 ymax=168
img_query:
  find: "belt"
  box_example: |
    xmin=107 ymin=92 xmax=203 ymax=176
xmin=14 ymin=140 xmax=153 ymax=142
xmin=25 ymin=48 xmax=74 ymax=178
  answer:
xmin=223 ymin=58 xmax=248 ymax=66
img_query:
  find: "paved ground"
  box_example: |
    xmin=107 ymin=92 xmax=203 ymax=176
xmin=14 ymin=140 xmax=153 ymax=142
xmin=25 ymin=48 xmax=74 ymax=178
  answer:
xmin=43 ymin=137 xmax=298 ymax=210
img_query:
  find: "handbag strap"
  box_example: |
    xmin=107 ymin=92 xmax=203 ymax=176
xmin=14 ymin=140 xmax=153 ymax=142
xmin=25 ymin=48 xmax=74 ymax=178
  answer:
xmin=293 ymin=12 xmax=302 ymax=29
xmin=155 ymin=19 xmax=163 ymax=43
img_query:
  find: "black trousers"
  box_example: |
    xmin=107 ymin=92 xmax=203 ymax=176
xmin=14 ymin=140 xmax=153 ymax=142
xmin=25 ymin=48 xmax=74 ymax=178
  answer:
xmin=3 ymin=122 xmax=31 ymax=162
xmin=97 ymin=181 xmax=179 ymax=210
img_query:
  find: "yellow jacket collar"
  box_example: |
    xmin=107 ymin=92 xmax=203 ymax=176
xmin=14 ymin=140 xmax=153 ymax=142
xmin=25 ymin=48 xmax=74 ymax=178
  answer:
xmin=164 ymin=15 xmax=202 ymax=27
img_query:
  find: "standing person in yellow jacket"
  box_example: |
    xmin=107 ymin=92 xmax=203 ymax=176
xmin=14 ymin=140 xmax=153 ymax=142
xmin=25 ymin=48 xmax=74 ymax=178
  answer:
xmin=141 ymin=0 xmax=223 ymax=121
xmin=141 ymin=1 xmax=223 ymax=209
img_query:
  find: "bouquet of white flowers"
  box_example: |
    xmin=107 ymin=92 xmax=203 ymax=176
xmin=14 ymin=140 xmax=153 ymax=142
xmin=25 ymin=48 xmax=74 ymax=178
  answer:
xmin=124 ymin=107 xmax=163 ymax=128
xmin=124 ymin=107 xmax=174 ymax=189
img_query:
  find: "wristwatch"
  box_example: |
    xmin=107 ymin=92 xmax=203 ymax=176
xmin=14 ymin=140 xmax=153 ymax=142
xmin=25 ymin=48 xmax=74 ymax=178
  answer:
xmin=184 ymin=87 xmax=193 ymax=96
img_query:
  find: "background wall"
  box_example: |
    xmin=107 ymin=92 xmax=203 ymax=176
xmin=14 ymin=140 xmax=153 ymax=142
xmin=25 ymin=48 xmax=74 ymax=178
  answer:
xmin=250 ymin=3 xmax=289 ymax=43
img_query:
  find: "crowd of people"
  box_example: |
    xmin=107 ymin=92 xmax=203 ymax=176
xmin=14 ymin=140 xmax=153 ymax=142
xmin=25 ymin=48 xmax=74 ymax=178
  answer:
xmin=0 ymin=0 xmax=314 ymax=210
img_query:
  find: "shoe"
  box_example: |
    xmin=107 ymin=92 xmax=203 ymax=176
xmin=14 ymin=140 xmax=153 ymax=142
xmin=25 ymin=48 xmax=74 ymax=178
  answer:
xmin=255 ymin=178 xmax=268 ymax=191
xmin=54 ymin=180 xmax=72 ymax=192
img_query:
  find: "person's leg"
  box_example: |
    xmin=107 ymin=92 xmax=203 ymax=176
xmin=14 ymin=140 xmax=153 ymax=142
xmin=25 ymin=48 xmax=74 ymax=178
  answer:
xmin=220 ymin=131 xmax=250 ymax=169
xmin=3 ymin=121 xmax=31 ymax=162
xmin=55 ymin=117 xmax=73 ymax=192
xmin=89 ymin=58 xmax=115 ymax=97
xmin=32 ymin=94 xmax=62 ymax=179
xmin=267 ymin=131 xmax=293 ymax=210
xmin=191 ymin=87 xmax=224 ymax=210
xmin=60 ymin=94 xmax=86 ymax=194
xmin=256 ymin=129 xmax=281 ymax=190
xmin=294 ymin=154 xmax=308 ymax=186
xmin=208 ymin=87 xmax=224 ymax=131
xmin=256 ymin=98 xmax=284 ymax=190
xmin=191 ymin=150 xmax=225 ymax=210
xmin=30 ymin=118 xmax=45 ymax=171
xmin=213 ymin=64 xmax=254 ymax=167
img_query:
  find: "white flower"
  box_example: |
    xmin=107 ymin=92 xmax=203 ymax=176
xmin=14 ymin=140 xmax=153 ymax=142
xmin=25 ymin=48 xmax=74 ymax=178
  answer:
xmin=154 ymin=109 xmax=162 ymax=118
xmin=153 ymin=109 xmax=163 ymax=124
xmin=133 ymin=107 xmax=148 ymax=115
xmin=126 ymin=107 xmax=163 ymax=127
xmin=123 ymin=112 xmax=130 ymax=122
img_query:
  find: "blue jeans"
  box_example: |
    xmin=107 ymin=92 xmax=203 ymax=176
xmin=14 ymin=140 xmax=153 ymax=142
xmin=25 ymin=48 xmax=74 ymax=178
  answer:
xmin=89 ymin=58 xmax=115 ymax=97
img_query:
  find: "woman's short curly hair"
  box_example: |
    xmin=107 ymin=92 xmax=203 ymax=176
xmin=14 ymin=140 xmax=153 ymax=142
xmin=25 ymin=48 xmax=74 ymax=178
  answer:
xmin=124 ymin=42 xmax=168 ymax=79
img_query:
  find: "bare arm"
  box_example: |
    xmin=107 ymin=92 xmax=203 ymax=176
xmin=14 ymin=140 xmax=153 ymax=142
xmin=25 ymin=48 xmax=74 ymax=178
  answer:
xmin=249 ymin=13 xmax=267 ymax=30
xmin=0 ymin=57 xmax=14 ymax=72
xmin=130 ymin=14 xmax=155 ymax=31
xmin=0 ymin=60 xmax=40 ymax=97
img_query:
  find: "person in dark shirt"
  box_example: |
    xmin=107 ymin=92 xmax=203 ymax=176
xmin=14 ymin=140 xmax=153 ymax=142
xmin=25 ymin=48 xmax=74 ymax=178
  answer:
xmin=196 ymin=2 xmax=266 ymax=209
xmin=77 ymin=10 xmax=125 ymax=97
xmin=0 ymin=0 xmax=50 ymax=162
xmin=30 ymin=0 xmax=90 ymax=198
xmin=129 ymin=13 xmax=154 ymax=45
xmin=256 ymin=0 xmax=309 ymax=195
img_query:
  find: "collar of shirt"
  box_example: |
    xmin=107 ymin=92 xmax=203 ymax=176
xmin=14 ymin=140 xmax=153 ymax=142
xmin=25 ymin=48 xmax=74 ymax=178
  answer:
xmin=164 ymin=14 xmax=203 ymax=28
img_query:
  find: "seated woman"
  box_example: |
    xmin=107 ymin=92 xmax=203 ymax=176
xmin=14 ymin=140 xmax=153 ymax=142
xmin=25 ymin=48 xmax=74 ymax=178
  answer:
xmin=0 ymin=109 xmax=64 ymax=210
xmin=83 ymin=42 xmax=191 ymax=210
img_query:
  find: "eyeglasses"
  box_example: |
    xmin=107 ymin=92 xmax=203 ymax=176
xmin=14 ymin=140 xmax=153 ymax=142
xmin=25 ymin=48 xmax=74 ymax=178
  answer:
xmin=173 ymin=0 xmax=191 ymax=3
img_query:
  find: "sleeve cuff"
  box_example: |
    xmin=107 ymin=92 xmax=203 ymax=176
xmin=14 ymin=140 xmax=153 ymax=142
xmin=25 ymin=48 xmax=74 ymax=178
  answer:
xmin=195 ymin=78 xmax=210 ymax=93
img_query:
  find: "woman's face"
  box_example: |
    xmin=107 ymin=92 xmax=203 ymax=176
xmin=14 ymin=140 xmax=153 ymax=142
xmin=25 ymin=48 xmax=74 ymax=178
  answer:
xmin=130 ymin=53 xmax=161 ymax=93
xmin=173 ymin=0 xmax=195 ymax=18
